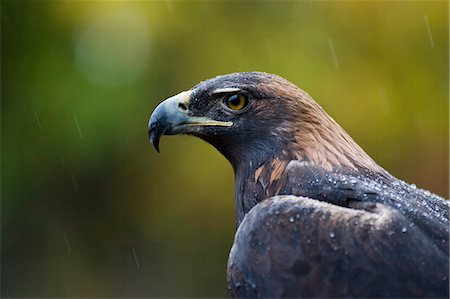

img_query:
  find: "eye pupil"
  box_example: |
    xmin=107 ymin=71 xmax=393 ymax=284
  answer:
xmin=229 ymin=95 xmax=240 ymax=105
xmin=225 ymin=94 xmax=248 ymax=110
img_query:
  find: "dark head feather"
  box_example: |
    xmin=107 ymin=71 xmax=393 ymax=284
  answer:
xmin=188 ymin=72 xmax=383 ymax=174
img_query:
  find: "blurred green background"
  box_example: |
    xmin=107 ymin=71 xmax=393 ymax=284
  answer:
xmin=1 ymin=1 xmax=448 ymax=297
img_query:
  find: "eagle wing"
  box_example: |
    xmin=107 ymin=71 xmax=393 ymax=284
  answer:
xmin=227 ymin=163 xmax=449 ymax=298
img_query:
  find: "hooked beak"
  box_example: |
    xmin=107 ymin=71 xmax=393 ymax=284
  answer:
xmin=148 ymin=90 xmax=233 ymax=152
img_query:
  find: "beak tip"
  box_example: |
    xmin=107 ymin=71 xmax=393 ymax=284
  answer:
xmin=154 ymin=143 xmax=160 ymax=153
xmin=148 ymin=128 xmax=161 ymax=153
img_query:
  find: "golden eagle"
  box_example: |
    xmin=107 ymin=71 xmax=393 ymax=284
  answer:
xmin=148 ymin=72 xmax=449 ymax=298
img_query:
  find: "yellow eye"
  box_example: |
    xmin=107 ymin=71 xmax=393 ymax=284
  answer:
xmin=224 ymin=94 xmax=248 ymax=111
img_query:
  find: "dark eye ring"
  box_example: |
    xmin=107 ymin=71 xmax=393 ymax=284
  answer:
xmin=224 ymin=94 xmax=248 ymax=111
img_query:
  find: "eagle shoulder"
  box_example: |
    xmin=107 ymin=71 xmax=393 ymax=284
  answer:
xmin=227 ymin=195 xmax=449 ymax=298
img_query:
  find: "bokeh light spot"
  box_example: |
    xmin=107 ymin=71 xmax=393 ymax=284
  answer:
xmin=74 ymin=8 xmax=151 ymax=87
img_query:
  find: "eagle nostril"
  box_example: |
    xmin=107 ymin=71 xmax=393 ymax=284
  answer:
xmin=178 ymin=103 xmax=188 ymax=111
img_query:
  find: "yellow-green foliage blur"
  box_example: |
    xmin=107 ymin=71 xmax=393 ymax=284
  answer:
xmin=2 ymin=1 xmax=448 ymax=297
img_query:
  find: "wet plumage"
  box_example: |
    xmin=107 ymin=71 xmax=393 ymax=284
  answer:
xmin=148 ymin=72 xmax=449 ymax=298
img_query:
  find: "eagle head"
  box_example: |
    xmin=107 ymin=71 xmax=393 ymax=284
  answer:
xmin=149 ymin=72 xmax=381 ymax=173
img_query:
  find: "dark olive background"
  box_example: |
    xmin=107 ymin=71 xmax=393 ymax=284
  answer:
xmin=2 ymin=1 xmax=448 ymax=297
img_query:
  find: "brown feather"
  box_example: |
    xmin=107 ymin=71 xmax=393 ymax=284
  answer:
xmin=254 ymin=166 xmax=263 ymax=184
xmin=256 ymin=76 xmax=383 ymax=173
xmin=269 ymin=159 xmax=288 ymax=184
